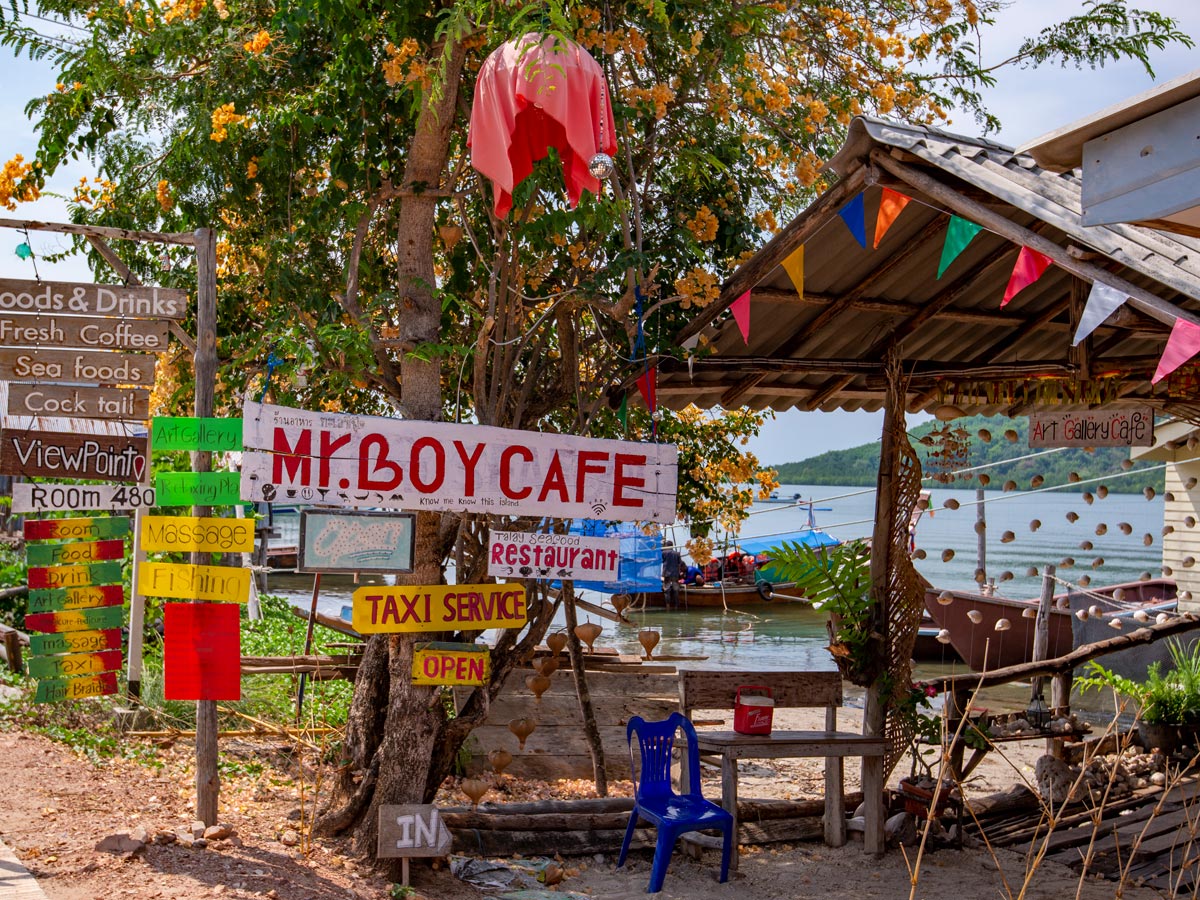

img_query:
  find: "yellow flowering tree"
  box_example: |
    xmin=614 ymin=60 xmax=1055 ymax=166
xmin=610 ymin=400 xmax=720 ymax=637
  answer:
xmin=2 ymin=0 xmax=1189 ymax=859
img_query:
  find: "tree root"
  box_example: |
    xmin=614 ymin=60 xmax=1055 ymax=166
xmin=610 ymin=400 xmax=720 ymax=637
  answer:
xmin=313 ymin=755 xmax=379 ymax=837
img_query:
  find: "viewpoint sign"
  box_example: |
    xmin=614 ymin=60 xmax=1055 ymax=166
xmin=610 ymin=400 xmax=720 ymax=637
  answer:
xmin=240 ymin=399 xmax=678 ymax=522
xmin=0 ymin=431 xmax=148 ymax=483
xmin=0 ymin=278 xmax=188 ymax=319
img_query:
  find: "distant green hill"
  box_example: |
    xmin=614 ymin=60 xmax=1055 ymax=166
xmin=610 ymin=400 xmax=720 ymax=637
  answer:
xmin=771 ymin=415 xmax=1164 ymax=493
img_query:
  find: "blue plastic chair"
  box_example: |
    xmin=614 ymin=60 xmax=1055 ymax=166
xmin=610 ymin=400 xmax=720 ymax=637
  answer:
xmin=618 ymin=713 xmax=733 ymax=893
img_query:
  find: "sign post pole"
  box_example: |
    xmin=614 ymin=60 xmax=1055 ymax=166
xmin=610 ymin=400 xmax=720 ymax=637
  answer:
xmin=193 ymin=226 xmax=220 ymax=827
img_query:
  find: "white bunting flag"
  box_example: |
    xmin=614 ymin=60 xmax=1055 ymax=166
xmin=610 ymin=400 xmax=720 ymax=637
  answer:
xmin=1073 ymin=281 xmax=1129 ymax=346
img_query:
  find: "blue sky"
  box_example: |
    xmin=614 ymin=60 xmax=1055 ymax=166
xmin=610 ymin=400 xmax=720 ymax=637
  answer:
xmin=1 ymin=1 xmax=1197 ymax=462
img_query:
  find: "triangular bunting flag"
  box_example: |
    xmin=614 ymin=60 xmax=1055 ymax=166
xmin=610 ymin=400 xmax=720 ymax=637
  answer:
xmin=731 ymin=290 xmax=751 ymax=344
xmin=1153 ymin=318 xmax=1200 ymax=383
xmin=838 ymin=193 xmax=867 ymax=249
xmin=1001 ymin=247 xmax=1054 ymax=307
xmin=618 ymin=393 xmax=628 ymax=432
xmin=1073 ymin=281 xmax=1129 ymax=346
xmin=636 ymin=365 xmax=657 ymax=412
xmin=873 ymin=188 xmax=911 ymax=248
xmin=781 ymin=246 xmax=804 ymax=299
xmin=683 ymin=335 xmax=698 ymax=379
xmin=937 ymin=216 xmax=984 ymax=279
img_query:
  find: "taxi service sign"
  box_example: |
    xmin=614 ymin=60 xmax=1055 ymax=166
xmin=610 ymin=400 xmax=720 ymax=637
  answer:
xmin=351 ymin=584 xmax=527 ymax=633
xmin=411 ymin=643 xmax=491 ymax=686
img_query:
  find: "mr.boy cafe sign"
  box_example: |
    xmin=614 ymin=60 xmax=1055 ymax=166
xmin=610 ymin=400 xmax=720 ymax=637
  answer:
xmin=240 ymin=399 xmax=678 ymax=522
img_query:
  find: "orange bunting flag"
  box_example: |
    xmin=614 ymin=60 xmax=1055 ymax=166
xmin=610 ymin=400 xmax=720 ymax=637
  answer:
xmin=873 ymin=188 xmax=911 ymax=248
xmin=781 ymin=245 xmax=804 ymax=299
xmin=1001 ymin=247 xmax=1053 ymax=307
xmin=731 ymin=290 xmax=751 ymax=344
xmin=1153 ymin=318 xmax=1200 ymax=383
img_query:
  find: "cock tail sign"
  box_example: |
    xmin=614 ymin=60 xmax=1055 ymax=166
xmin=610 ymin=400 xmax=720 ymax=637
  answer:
xmin=240 ymin=399 xmax=678 ymax=522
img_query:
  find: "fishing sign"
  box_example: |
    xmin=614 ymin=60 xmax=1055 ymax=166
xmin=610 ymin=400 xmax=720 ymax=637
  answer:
xmin=487 ymin=531 xmax=621 ymax=581
xmin=240 ymin=399 xmax=678 ymax=522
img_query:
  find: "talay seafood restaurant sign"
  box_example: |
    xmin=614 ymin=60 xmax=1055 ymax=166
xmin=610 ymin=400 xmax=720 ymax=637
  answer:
xmin=0 ymin=349 xmax=156 ymax=385
xmin=0 ymin=278 xmax=189 ymax=319
xmin=351 ymin=583 xmax=527 ymax=633
xmin=7 ymin=384 xmax=149 ymax=421
xmin=0 ymin=431 xmax=148 ymax=483
xmin=240 ymin=399 xmax=678 ymax=522
xmin=1029 ymin=407 xmax=1155 ymax=448
xmin=487 ymin=531 xmax=621 ymax=581
xmin=12 ymin=482 xmax=156 ymax=513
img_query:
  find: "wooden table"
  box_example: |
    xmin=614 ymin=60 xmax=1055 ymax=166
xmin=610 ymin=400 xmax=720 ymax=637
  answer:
xmin=693 ymin=729 xmax=887 ymax=865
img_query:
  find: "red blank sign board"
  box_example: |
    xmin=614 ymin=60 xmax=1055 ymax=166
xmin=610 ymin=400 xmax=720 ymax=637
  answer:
xmin=164 ymin=602 xmax=241 ymax=701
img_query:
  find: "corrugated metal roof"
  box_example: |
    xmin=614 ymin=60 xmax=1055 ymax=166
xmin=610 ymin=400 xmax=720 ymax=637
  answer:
xmin=659 ymin=117 xmax=1200 ymax=418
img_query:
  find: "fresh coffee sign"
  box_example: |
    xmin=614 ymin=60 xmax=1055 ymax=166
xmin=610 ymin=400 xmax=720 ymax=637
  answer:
xmin=0 ymin=313 xmax=168 ymax=351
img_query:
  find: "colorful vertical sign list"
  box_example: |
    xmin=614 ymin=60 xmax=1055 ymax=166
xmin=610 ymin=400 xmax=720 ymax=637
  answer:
xmin=23 ymin=516 xmax=127 ymax=702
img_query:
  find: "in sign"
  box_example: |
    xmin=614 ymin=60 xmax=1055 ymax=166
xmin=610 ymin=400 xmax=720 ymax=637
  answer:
xmin=377 ymin=805 xmax=452 ymax=859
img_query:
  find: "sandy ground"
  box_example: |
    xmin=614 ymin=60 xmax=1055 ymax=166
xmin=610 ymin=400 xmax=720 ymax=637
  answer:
xmin=0 ymin=705 xmax=1169 ymax=900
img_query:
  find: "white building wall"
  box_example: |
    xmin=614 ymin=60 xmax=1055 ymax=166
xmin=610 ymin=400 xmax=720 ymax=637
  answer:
xmin=1162 ymin=461 xmax=1200 ymax=613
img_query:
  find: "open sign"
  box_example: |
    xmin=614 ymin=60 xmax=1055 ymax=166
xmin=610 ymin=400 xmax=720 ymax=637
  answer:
xmin=411 ymin=643 xmax=491 ymax=686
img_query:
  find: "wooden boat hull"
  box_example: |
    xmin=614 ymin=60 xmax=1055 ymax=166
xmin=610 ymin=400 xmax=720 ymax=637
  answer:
xmin=923 ymin=579 xmax=1176 ymax=672
xmin=618 ymin=580 xmax=800 ymax=609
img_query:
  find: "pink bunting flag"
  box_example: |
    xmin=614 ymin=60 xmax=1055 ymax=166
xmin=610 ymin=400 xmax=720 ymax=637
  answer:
xmin=1001 ymin=247 xmax=1054 ymax=307
xmin=731 ymin=290 xmax=751 ymax=344
xmin=1152 ymin=318 xmax=1200 ymax=383
xmin=873 ymin=188 xmax=911 ymax=249
xmin=636 ymin=364 xmax=657 ymax=412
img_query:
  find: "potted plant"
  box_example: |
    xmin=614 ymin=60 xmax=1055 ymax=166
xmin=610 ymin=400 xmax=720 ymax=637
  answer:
xmin=761 ymin=538 xmax=881 ymax=686
xmin=1078 ymin=638 xmax=1200 ymax=755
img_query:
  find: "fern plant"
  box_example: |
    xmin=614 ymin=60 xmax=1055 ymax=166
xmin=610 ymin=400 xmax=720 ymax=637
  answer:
xmin=764 ymin=538 xmax=881 ymax=685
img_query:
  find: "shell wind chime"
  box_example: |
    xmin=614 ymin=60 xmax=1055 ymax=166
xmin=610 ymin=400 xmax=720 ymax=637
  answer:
xmin=638 ymin=629 xmax=661 ymax=661
xmin=509 ymin=717 xmax=537 ymax=751
xmin=921 ymin=424 xmax=972 ymax=484
xmin=575 ymin=622 xmax=602 ymax=653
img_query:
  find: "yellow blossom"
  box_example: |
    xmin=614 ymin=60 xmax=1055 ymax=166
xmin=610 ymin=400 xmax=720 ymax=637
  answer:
xmin=156 ymin=179 xmax=173 ymax=212
xmin=210 ymin=102 xmax=246 ymax=142
xmin=243 ymin=30 xmax=272 ymax=54
xmin=0 ymin=155 xmax=40 ymax=210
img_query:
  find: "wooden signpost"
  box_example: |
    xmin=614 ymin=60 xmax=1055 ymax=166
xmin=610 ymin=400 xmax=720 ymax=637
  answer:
xmin=411 ymin=643 xmax=491 ymax=686
xmin=27 ymin=584 xmax=124 ymax=614
xmin=152 ymin=417 xmax=243 ymax=453
xmin=241 ymin=399 xmax=679 ymax=522
xmin=155 ymin=471 xmax=242 ymax=506
xmin=26 ymin=538 xmax=126 ymax=567
xmin=140 ymin=515 xmax=255 ymax=553
xmin=350 ymin=583 xmax=527 ymax=633
xmin=1 ymin=431 xmax=148 ymax=483
xmin=298 ymin=510 xmax=415 ymax=574
xmin=13 ymin=483 xmax=156 ymax=513
xmin=0 ymin=278 xmax=189 ymax=319
xmin=138 ymin=562 xmax=251 ymax=603
xmin=0 ymin=348 xmax=156 ymax=385
xmin=1029 ymin=407 xmax=1155 ymax=448
xmin=7 ymin=384 xmax=150 ymax=421
xmin=378 ymin=804 xmax=453 ymax=885
xmin=27 ymin=560 xmax=123 ymax=590
xmin=0 ymin=313 xmax=169 ymax=351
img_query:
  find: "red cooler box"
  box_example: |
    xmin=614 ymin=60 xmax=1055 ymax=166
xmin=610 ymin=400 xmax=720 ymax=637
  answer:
xmin=733 ymin=686 xmax=775 ymax=735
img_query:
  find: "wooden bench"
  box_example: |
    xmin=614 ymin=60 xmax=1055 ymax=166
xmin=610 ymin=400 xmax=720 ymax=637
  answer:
xmin=679 ymin=669 xmax=886 ymax=863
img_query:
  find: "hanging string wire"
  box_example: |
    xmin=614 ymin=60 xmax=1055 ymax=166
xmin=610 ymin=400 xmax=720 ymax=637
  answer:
xmin=21 ymin=227 xmax=41 ymax=282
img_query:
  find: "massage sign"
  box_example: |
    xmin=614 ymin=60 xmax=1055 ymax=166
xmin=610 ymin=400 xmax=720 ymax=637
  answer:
xmin=23 ymin=516 xmax=129 ymax=702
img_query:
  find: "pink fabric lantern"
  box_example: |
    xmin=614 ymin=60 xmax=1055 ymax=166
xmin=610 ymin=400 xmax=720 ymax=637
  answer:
xmin=469 ymin=33 xmax=617 ymax=219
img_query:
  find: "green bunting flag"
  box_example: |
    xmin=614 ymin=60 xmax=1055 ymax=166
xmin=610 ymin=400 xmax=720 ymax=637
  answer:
xmin=937 ymin=216 xmax=983 ymax=279
xmin=618 ymin=393 xmax=628 ymax=433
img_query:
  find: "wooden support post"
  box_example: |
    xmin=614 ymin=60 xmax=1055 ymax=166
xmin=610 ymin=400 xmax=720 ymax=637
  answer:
xmin=2 ymin=628 xmax=21 ymax=674
xmin=975 ymin=488 xmax=987 ymax=585
xmin=296 ymin=573 xmax=322 ymax=722
xmin=562 ymin=588 xmax=607 ymax=798
xmin=126 ymin=507 xmax=148 ymax=698
xmin=193 ymin=226 xmax=220 ymax=827
xmin=1033 ymin=565 xmax=1058 ymax=756
xmin=863 ymin=365 xmax=899 ymax=858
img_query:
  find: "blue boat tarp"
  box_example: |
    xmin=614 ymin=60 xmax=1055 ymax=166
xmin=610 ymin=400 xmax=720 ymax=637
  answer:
xmin=736 ymin=529 xmax=839 ymax=557
xmin=564 ymin=520 xmax=663 ymax=594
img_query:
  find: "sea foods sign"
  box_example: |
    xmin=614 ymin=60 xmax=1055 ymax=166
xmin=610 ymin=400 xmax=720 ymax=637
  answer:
xmin=240 ymin=399 xmax=678 ymax=522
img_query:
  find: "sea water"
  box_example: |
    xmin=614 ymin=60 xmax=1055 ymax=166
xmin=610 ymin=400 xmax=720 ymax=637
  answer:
xmin=267 ymin=481 xmax=1167 ymax=689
